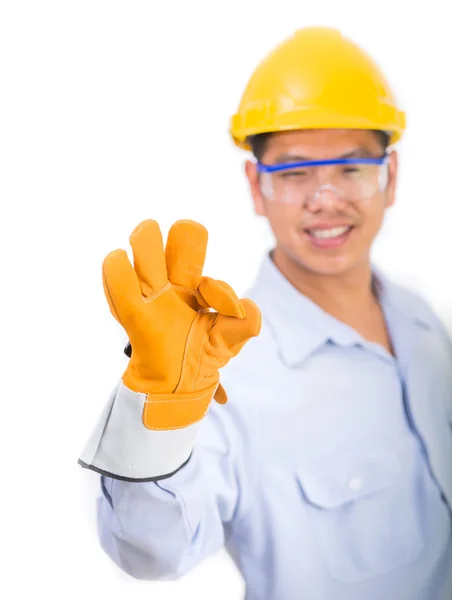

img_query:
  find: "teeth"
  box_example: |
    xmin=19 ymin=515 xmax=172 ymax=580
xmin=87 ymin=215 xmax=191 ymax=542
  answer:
xmin=310 ymin=226 xmax=350 ymax=239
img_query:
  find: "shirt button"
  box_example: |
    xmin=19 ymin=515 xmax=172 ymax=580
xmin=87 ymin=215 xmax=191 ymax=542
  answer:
xmin=348 ymin=476 xmax=364 ymax=491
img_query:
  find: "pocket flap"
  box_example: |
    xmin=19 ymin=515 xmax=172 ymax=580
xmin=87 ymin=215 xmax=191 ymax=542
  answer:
xmin=296 ymin=445 xmax=401 ymax=509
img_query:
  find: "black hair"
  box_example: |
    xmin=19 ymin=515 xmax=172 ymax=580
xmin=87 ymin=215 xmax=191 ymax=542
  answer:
xmin=248 ymin=130 xmax=391 ymax=162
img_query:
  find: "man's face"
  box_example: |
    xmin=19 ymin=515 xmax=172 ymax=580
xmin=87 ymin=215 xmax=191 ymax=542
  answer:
xmin=245 ymin=129 xmax=398 ymax=277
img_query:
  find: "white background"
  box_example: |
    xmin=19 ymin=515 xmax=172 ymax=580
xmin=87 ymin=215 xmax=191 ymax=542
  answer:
xmin=1 ymin=1 xmax=451 ymax=598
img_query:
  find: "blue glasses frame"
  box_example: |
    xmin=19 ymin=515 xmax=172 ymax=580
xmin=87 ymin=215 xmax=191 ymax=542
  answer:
xmin=256 ymin=154 xmax=389 ymax=173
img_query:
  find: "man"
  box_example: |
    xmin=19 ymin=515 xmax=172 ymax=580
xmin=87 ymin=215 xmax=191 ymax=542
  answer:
xmin=79 ymin=27 xmax=452 ymax=599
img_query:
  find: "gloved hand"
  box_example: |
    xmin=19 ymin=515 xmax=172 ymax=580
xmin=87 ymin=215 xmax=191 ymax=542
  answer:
xmin=102 ymin=218 xmax=261 ymax=432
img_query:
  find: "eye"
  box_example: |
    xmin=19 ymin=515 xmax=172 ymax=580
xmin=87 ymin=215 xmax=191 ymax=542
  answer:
xmin=342 ymin=166 xmax=366 ymax=178
xmin=280 ymin=170 xmax=308 ymax=178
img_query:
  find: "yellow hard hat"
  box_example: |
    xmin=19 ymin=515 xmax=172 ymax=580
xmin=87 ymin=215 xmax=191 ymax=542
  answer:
xmin=230 ymin=27 xmax=406 ymax=150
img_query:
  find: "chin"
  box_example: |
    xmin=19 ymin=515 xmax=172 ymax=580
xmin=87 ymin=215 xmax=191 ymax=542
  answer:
xmin=293 ymin=251 xmax=358 ymax=277
xmin=274 ymin=237 xmax=369 ymax=279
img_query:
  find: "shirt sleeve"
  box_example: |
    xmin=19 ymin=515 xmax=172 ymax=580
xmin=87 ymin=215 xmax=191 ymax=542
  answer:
xmin=95 ymin=392 xmax=258 ymax=580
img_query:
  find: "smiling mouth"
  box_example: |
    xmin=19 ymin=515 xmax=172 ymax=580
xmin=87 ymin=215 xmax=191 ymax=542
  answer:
xmin=305 ymin=225 xmax=353 ymax=239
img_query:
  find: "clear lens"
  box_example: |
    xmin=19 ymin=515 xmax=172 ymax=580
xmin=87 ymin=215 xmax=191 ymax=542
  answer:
xmin=260 ymin=162 xmax=388 ymax=204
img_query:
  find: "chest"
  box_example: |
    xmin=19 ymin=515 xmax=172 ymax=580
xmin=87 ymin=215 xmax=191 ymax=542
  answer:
xmin=251 ymin=335 xmax=452 ymax=473
xmin=236 ymin=343 xmax=452 ymax=594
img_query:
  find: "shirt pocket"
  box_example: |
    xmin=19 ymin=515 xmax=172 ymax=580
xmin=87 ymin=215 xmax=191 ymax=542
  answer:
xmin=295 ymin=445 xmax=424 ymax=584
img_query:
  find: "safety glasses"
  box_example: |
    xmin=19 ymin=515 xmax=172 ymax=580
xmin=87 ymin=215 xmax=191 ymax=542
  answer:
xmin=256 ymin=154 xmax=390 ymax=204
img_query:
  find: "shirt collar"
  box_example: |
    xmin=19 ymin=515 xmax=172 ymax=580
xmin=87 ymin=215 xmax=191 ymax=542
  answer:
xmin=247 ymin=253 xmax=434 ymax=367
xmin=372 ymin=265 xmax=435 ymax=331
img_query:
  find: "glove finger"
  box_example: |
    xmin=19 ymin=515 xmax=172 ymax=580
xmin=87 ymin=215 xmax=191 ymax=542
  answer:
xmin=102 ymin=249 xmax=142 ymax=325
xmin=214 ymin=382 xmax=228 ymax=405
xmin=209 ymin=298 xmax=262 ymax=354
xmin=165 ymin=220 xmax=208 ymax=290
xmin=199 ymin=276 xmax=245 ymax=318
xmin=129 ymin=220 xmax=168 ymax=296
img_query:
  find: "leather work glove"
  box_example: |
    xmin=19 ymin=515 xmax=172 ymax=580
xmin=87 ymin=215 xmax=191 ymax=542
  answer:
xmin=102 ymin=218 xmax=262 ymax=432
xmin=78 ymin=218 xmax=261 ymax=481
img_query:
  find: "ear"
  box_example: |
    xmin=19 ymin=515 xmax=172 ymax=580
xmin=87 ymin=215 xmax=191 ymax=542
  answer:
xmin=245 ymin=160 xmax=267 ymax=216
xmin=385 ymin=150 xmax=398 ymax=208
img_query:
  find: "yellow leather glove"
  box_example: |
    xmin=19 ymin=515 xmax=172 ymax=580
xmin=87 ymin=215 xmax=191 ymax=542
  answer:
xmin=102 ymin=219 xmax=261 ymax=431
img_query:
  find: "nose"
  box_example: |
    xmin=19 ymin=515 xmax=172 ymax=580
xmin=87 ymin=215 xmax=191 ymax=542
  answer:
xmin=304 ymin=184 xmax=346 ymax=212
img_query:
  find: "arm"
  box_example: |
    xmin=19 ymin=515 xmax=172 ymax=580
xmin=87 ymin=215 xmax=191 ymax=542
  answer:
xmin=96 ymin=394 xmax=257 ymax=580
xmin=78 ymin=219 xmax=261 ymax=579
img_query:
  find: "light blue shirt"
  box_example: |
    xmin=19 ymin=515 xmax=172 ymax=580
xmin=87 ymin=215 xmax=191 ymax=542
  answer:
xmin=98 ymin=254 xmax=452 ymax=599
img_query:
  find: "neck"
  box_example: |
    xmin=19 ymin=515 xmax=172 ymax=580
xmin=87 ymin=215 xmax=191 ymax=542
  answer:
xmin=271 ymin=247 xmax=378 ymax=318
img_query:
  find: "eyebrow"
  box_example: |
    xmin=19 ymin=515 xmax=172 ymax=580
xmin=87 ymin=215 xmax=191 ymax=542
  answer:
xmin=273 ymin=148 xmax=378 ymax=163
